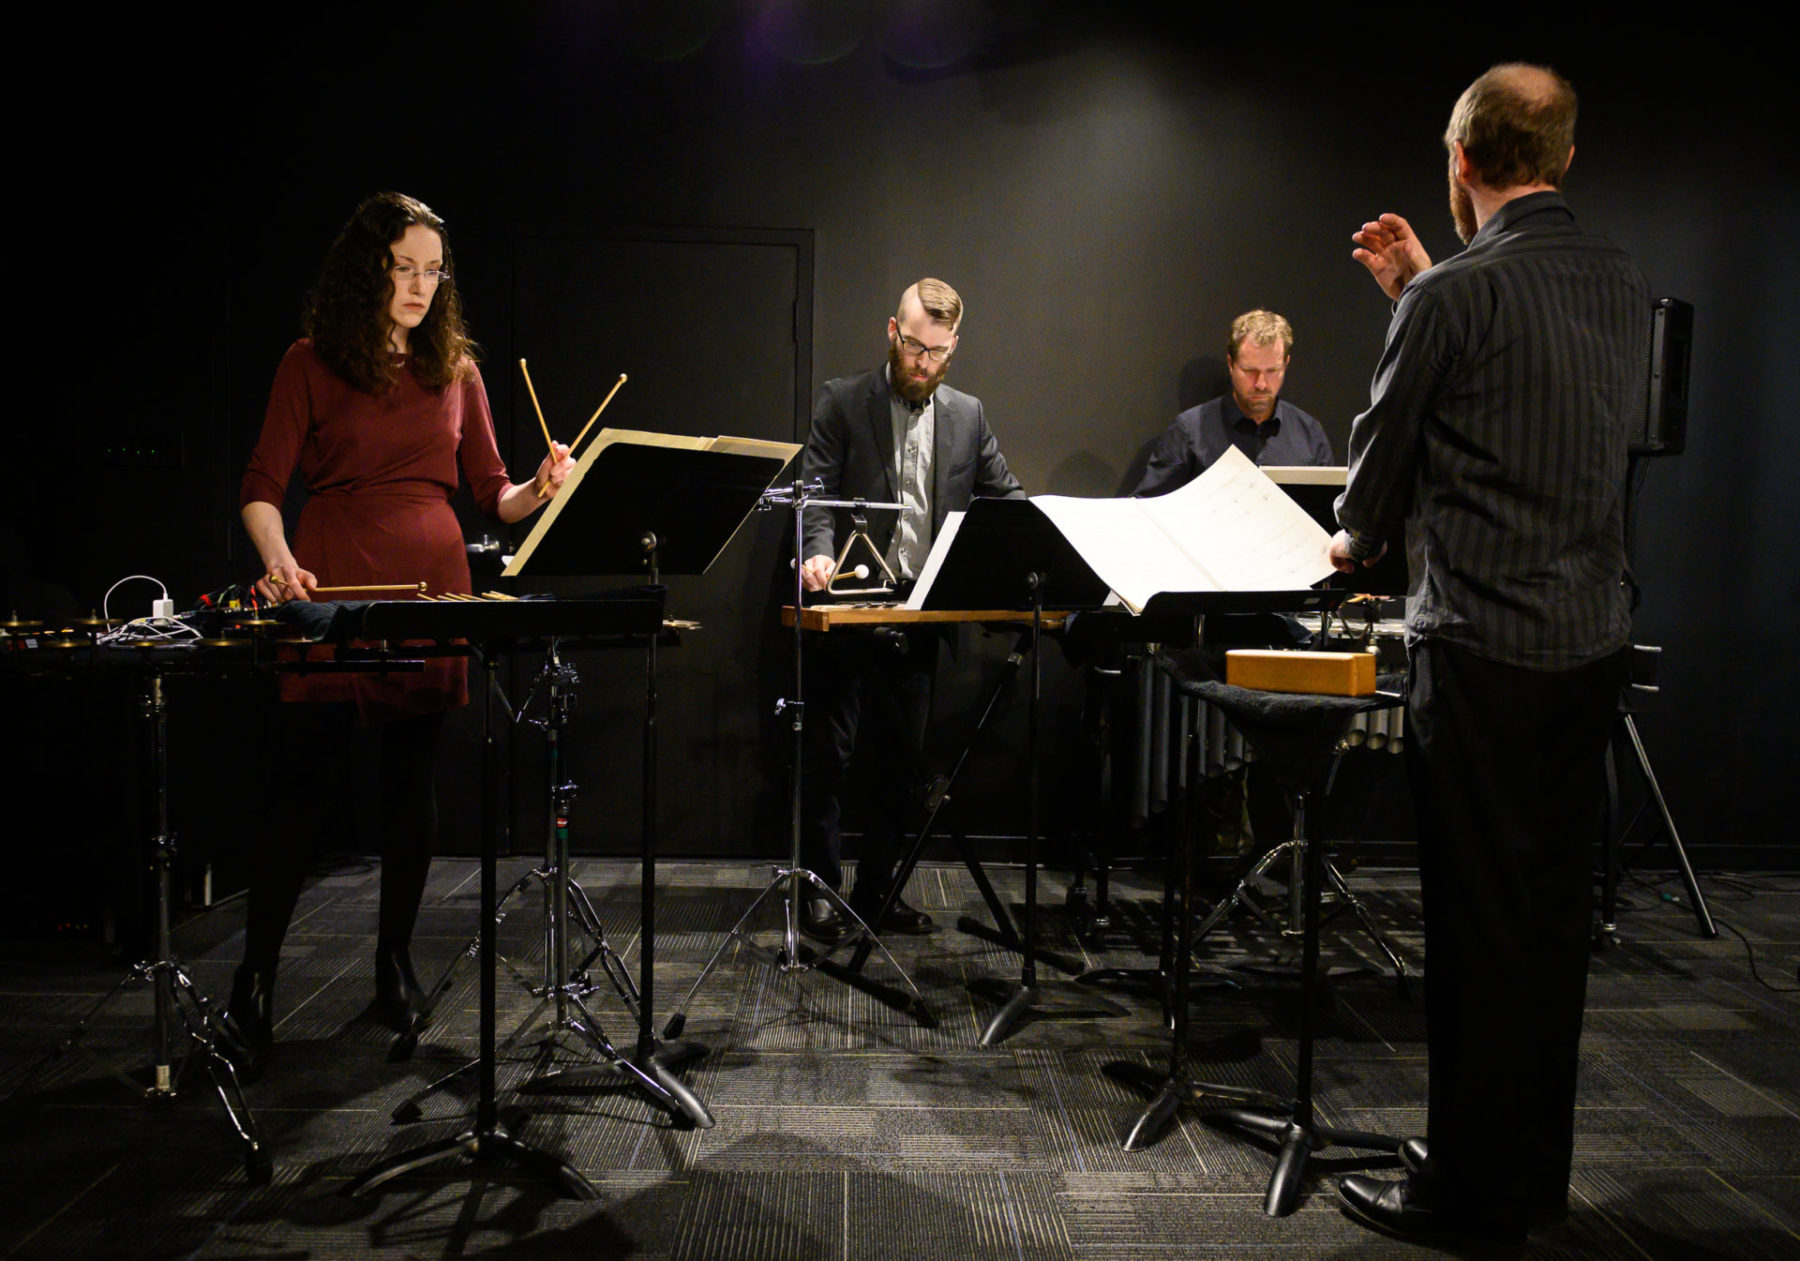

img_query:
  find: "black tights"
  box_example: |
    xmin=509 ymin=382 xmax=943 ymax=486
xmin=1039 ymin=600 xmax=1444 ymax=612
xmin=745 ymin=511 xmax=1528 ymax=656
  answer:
xmin=241 ymin=704 xmax=444 ymax=974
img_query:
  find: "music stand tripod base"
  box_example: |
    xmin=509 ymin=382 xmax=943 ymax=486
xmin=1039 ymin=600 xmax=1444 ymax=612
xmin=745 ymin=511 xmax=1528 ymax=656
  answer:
xmin=665 ymin=865 xmax=935 ymax=1037
xmin=5 ymin=671 xmax=269 ymax=1184
xmin=663 ymin=481 xmax=934 ymax=1037
xmin=342 ymin=1117 xmax=598 ymax=1200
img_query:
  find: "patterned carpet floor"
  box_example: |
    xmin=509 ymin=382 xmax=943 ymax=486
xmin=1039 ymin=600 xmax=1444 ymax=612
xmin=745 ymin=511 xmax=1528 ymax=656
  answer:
xmin=2 ymin=857 xmax=1796 ymax=1259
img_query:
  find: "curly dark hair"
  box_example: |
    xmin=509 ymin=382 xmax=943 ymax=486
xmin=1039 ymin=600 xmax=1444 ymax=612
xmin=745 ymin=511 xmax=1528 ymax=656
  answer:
xmin=304 ymin=191 xmax=477 ymax=393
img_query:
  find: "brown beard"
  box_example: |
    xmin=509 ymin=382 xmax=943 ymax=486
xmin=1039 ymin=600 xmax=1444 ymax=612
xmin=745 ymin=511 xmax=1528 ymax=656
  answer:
xmin=888 ymin=336 xmax=949 ymax=405
xmin=1449 ymin=163 xmax=1478 ymax=244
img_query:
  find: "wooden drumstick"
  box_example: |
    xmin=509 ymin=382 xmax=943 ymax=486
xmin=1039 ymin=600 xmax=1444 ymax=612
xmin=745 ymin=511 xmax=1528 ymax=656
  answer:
xmin=272 ymin=580 xmax=427 ymax=596
xmin=519 ymin=358 xmax=564 ymax=499
xmin=518 ymin=358 xmax=556 ymax=456
xmin=315 ymin=581 xmax=428 ymax=596
xmin=570 ymin=373 xmax=628 ymax=453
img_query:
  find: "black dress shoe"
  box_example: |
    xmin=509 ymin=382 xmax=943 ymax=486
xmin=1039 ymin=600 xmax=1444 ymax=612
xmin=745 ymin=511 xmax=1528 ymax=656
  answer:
xmin=850 ymin=894 xmax=934 ymax=935
xmin=1397 ymin=1140 xmax=1569 ymax=1231
xmin=374 ymin=946 xmax=429 ymax=1030
xmin=1338 ymin=1175 xmax=1524 ymax=1254
xmin=221 ymin=966 xmax=274 ymax=1082
xmin=1400 ymin=1135 xmax=1435 ymax=1177
xmin=799 ymin=897 xmax=848 ymax=942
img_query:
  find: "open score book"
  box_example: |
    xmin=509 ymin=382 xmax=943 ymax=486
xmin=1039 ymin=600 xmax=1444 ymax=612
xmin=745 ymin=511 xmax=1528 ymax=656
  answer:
xmin=906 ymin=444 xmax=1337 ymax=614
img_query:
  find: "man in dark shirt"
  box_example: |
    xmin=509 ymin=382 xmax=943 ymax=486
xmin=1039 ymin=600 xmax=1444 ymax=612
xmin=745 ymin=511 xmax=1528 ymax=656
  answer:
xmin=1134 ymin=309 xmax=1332 ymax=497
xmin=1330 ymin=64 xmax=1648 ymax=1250
xmin=1137 ymin=311 xmax=1333 ymax=856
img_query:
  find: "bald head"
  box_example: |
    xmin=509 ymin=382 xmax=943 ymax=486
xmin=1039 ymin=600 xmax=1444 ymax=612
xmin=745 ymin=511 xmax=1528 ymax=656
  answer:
xmin=1445 ymin=62 xmax=1577 ymax=190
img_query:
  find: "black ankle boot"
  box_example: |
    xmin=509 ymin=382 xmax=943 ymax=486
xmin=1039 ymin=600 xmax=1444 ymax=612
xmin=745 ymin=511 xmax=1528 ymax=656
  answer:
xmin=374 ymin=945 xmax=428 ymax=1030
xmin=222 ymin=965 xmax=274 ymax=1082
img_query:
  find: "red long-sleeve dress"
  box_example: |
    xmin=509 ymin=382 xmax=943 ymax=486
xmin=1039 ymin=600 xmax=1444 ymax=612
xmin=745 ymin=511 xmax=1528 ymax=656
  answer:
xmin=241 ymin=340 xmax=511 ymax=721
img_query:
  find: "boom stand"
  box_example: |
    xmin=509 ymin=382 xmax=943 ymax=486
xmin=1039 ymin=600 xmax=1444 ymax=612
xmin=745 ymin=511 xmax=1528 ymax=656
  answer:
xmin=6 ymin=672 xmax=268 ymax=1183
xmin=665 ymin=480 xmax=932 ymax=1035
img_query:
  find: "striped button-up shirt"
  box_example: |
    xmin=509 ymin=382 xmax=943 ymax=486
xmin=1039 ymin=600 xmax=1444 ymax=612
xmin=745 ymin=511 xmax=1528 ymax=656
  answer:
xmin=1336 ymin=191 xmax=1650 ymax=670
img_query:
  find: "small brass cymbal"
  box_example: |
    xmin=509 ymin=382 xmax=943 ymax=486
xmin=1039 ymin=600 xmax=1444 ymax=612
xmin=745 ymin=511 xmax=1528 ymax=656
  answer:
xmin=2 ymin=613 xmax=44 ymax=631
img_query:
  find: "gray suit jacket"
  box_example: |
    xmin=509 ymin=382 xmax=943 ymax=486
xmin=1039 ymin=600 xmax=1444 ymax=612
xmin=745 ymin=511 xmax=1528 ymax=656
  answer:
xmin=801 ymin=368 xmax=1024 ymax=563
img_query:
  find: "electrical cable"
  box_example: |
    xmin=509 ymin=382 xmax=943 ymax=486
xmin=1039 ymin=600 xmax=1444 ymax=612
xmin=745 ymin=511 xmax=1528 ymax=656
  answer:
xmin=1622 ymin=867 xmax=1800 ymax=994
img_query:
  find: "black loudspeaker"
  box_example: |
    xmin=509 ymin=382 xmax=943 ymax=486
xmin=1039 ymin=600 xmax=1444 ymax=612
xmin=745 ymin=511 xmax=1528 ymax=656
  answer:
xmin=1629 ymin=297 xmax=1693 ymax=456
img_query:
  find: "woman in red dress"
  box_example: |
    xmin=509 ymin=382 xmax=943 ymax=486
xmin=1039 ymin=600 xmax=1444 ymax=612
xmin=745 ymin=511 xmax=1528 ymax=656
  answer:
xmin=228 ymin=192 xmax=573 ymax=1074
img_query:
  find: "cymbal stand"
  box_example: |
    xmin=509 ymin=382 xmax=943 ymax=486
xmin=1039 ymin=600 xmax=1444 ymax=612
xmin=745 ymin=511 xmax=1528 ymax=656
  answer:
xmin=5 ymin=672 xmax=269 ymax=1183
xmin=347 ymin=645 xmax=596 ymax=1199
xmin=664 ymin=480 xmax=933 ymax=1036
xmin=391 ymin=636 xmax=710 ymax=1128
xmin=968 ymin=572 xmax=1128 ymax=1045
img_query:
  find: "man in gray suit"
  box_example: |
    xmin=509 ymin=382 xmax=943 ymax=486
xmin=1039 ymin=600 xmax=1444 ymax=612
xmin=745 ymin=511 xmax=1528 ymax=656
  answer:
xmin=796 ymin=278 xmax=1024 ymax=941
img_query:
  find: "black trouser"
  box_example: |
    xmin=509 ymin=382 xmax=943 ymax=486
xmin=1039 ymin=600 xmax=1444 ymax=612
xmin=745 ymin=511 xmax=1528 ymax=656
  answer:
xmin=799 ymin=627 xmax=938 ymax=904
xmin=241 ymin=703 xmax=444 ymax=974
xmin=1406 ymin=639 xmax=1627 ymax=1232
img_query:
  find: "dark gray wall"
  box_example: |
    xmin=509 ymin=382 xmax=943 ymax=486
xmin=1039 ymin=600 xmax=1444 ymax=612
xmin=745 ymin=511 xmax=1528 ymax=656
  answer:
xmin=8 ymin=5 xmax=1795 ymax=871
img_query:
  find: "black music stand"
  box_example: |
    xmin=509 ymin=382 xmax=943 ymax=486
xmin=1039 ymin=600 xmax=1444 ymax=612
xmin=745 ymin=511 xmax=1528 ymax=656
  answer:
xmin=1106 ymin=649 xmax=1401 ymax=1218
xmin=910 ymin=499 xmax=1131 ymax=1043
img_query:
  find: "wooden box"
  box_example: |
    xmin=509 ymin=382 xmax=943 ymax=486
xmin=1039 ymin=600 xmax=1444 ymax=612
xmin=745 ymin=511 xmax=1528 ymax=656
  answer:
xmin=1225 ymin=649 xmax=1377 ymax=697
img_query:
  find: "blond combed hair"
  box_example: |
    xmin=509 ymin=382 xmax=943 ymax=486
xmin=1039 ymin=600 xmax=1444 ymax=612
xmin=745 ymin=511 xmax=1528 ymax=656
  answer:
xmin=1228 ymin=309 xmax=1294 ymax=362
xmin=903 ymin=278 xmax=964 ymax=332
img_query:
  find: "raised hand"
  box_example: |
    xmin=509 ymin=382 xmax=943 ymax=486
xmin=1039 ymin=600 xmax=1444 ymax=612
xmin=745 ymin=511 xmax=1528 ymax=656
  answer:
xmin=535 ymin=442 xmax=575 ymax=499
xmin=1351 ymin=212 xmax=1433 ymax=301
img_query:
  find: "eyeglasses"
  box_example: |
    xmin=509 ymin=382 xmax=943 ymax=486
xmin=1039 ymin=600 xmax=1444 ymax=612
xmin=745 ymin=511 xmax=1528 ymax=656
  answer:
xmin=390 ymin=264 xmax=451 ymax=285
xmin=895 ymin=333 xmax=954 ymax=364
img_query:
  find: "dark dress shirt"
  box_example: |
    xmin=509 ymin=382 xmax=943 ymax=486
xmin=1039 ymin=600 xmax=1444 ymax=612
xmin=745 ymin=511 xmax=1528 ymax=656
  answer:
xmin=1134 ymin=395 xmax=1332 ymax=497
xmin=1335 ymin=191 xmax=1650 ymax=670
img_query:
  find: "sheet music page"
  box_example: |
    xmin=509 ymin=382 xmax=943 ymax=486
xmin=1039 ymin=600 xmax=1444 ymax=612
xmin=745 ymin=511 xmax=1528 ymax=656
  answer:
xmin=1141 ymin=445 xmax=1336 ymax=590
xmin=904 ymin=510 xmax=964 ymax=610
xmin=1027 ymin=495 xmax=1209 ymax=613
